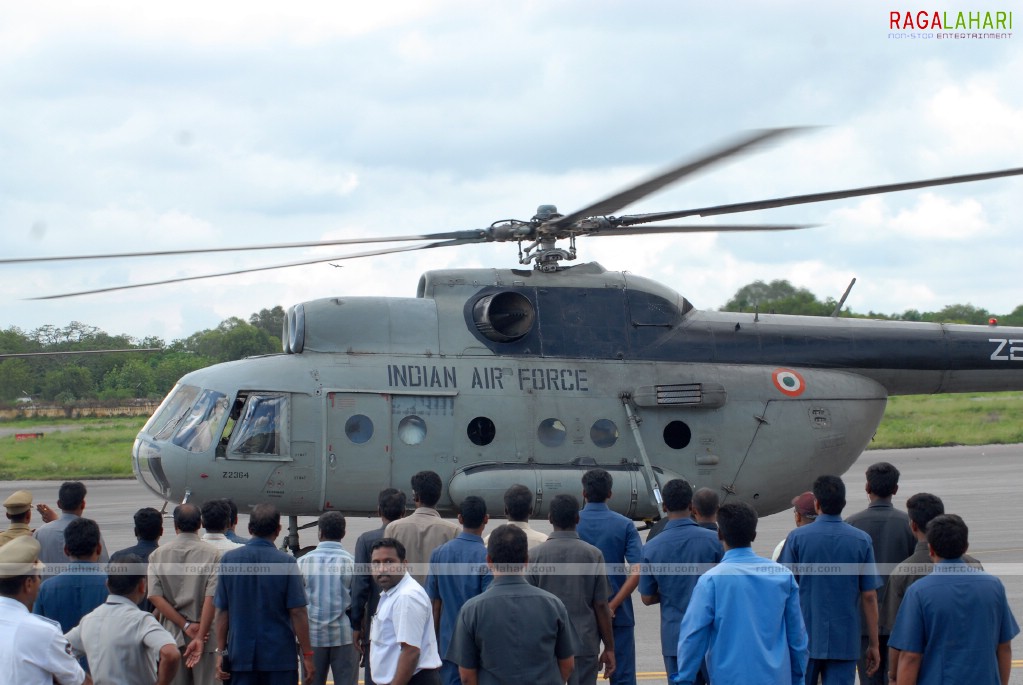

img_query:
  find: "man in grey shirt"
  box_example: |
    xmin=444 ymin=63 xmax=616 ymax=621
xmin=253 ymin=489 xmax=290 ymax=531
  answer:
xmin=33 ymin=482 xmax=109 ymax=577
xmin=448 ymin=525 xmax=577 ymax=685
xmin=528 ymin=494 xmax=614 ymax=684
xmin=846 ymin=462 xmax=916 ymax=685
xmin=66 ymin=551 xmax=180 ymax=684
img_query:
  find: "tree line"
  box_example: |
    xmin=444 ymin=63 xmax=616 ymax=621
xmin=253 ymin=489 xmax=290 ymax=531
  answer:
xmin=722 ymin=279 xmax=1023 ymax=325
xmin=2 ymin=282 xmax=1020 ymax=404
xmin=0 ymin=307 xmax=284 ymax=403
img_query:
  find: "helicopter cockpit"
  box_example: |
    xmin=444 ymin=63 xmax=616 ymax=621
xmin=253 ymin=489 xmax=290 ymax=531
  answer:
xmin=133 ymin=383 xmax=291 ymax=499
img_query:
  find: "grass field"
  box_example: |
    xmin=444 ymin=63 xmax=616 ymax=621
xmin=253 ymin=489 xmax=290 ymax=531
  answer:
xmin=1 ymin=393 xmax=1022 ymax=480
xmin=0 ymin=417 xmax=145 ymax=480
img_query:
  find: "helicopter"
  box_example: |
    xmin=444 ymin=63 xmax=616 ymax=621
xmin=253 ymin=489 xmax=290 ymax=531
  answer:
xmin=7 ymin=127 xmax=1023 ymax=552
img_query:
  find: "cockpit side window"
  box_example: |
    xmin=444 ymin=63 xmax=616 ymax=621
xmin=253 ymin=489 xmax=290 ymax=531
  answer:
xmin=145 ymin=384 xmax=202 ymax=441
xmin=172 ymin=389 xmax=229 ymax=453
xmin=226 ymin=393 xmax=289 ymax=459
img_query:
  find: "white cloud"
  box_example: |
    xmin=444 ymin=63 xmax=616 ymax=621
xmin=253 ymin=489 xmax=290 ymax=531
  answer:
xmin=2 ymin=1 xmax=1023 ymax=342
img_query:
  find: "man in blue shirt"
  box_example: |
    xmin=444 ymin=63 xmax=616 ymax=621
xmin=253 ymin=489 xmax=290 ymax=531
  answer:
xmin=33 ymin=517 xmax=108 ymax=672
xmin=639 ymin=479 xmax=723 ymax=680
xmin=888 ymin=514 xmax=1019 ymax=685
xmin=426 ymin=496 xmax=491 ymax=685
xmin=297 ymin=511 xmax=357 ymax=685
xmin=779 ymin=475 xmax=882 ymax=685
xmin=675 ymin=502 xmax=808 ymax=685
xmin=214 ymin=503 xmax=314 ymax=685
xmin=113 ymin=507 xmax=162 ymax=613
xmin=577 ymin=468 xmax=642 ymax=685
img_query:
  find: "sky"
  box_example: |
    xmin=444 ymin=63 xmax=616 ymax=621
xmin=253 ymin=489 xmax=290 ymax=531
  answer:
xmin=2 ymin=1 xmax=1022 ymax=342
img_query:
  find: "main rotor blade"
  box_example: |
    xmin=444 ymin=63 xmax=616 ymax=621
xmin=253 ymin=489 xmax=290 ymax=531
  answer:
xmin=583 ymin=223 xmax=815 ymax=238
xmin=0 ymin=231 xmax=486 ymax=265
xmin=552 ymin=127 xmax=806 ymax=229
xmin=29 ymin=239 xmax=474 ymax=300
xmin=617 ymin=167 xmax=1023 ymax=225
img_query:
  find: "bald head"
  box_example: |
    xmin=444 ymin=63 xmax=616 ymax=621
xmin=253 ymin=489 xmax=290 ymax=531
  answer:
xmin=173 ymin=503 xmax=202 ymax=533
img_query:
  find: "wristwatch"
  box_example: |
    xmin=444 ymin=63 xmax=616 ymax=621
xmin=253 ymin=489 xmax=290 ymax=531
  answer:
xmin=215 ymin=648 xmax=228 ymax=656
xmin=182 ymin=621 xmax=192 ymax=633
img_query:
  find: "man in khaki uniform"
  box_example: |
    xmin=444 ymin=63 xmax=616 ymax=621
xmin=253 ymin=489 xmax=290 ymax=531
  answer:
xmin=148 ymin=503 xmax=220 ymax=684
xmin=384 ymin=471 xmax=459 ymax=584
xmin=0 ymin=490 xmax=35 ymax=547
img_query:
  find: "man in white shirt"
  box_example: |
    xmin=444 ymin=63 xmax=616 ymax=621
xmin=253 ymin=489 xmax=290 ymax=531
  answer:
xmin=370 ymin=538 xmax=442 ymax=685
xmin=0 ymin=536 xmax=89 ymax=685
xmin=200 ymin=500 xmax=243 ymax=553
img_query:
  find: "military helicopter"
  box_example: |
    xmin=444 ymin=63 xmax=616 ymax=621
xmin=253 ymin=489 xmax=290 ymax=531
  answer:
xmin=8 ymin=128 xmax=1023 ymax=552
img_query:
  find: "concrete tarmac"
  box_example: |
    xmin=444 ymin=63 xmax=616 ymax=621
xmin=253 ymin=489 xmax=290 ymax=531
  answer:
xmin=4 ymin=444 xmax=1022 ymax=683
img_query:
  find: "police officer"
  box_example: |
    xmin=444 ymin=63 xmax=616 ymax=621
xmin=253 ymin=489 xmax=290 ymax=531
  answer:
xmin=0 ymin=536 xmax=90 ymax=684
xmin=0 ymin=490 xmax=34 ymax=547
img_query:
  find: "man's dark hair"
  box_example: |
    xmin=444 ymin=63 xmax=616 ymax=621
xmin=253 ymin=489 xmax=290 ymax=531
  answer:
xmin=8 ymin=510 xmax=29 ymax=524
xmin=106 ymin=552 xmax=145 ymax=596
xmin=504 ymin=484 xmax=534 ymax=522
xmin=133 ymin=507 xmax=163 ymax=541
xmin=662 ymin=479 xmax=694 ymax=513
xmin=487 ymin=524 xmax=528 ymax=568
xmin=379 ymin=488 xmax=407 ymax=522
xmin=248 ymin=503 xmax=281 ymax=538
xmin=0 ymin=573 xmax=33 ymax=596
xmin=411 ymin=471 xmax=443 ymax=508
xmin=222 ymin=498 xmax=240 ymax=525
xmin=173 ymin=503 xmax=202 ymax=533
xmin=459 ymin=496 xmax=487 ymax=529
xmin=371 ymin=537 xmax=407 ymax=561
xmin=693 ymin=488 xmax=720 ymax=518
xmin=582 ymin=468 xmax=613 ymax=503
xmin=926 ymin=514 xmax=969 ymax=559
xmin=318 ymin=511 xmax=346 ymax=540
xmin=57 ymin=481 xmax=87 ymax=512
xmin=200 ymin=500 xmax=231 ymax=533
xmin=812 ymin=475 xmax=846 ymax=516
xmin=906 ymin=493 xmax=944 ymax=531
xmin=717 ymin=502 xmax=757 ymax=548
xmin=549 ymin=494 xmax=580 ymax=529
xmin=865 ymin=462 xmax=900 ymax=498
xmin=65 ymin=517 xmax=101 ymax=558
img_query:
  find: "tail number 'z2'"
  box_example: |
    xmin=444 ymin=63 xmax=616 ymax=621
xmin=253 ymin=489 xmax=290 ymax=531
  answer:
xmin=989 ymin=338 xmax=1023 ymax=361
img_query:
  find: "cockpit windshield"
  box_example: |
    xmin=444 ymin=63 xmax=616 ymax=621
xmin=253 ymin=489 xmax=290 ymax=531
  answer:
xmin=144 ymin=384 xmax=201 ymax=441
xmin=172 ymin=389 xmax=229 ymax=453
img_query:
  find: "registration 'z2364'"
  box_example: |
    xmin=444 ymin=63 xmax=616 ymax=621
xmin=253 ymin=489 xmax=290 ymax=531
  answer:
xmin=989 ymin=338 xmax=1023 ymax=361
xmin=222 ymin=471 xmax=250 ymax=479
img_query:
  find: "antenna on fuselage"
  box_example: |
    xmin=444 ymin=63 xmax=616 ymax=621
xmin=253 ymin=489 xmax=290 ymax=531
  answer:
xmin=831 ymin=277 xmax=857 ymax=317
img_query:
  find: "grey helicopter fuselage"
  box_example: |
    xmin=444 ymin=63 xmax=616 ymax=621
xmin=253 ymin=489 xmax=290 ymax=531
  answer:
xmin=132 ymin=261 xmax=1023 ymax=519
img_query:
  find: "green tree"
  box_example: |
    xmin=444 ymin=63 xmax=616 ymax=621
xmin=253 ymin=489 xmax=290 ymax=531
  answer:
xmin=721 ymin=280 xmax=834 ymax=316
xmin=249 ymin=306 xmax=286 ymax=341
xmin=153 ymin=352 xmax=215 ymax=394
xmin=0 ymin=359 xmax=33 ymax=401
xmin=178 ymin=317 xmax=278 ymax=364
xmin=102 ymin=358 xmax=158 ymax=398
xmin=41 ymin=366 xmax=95 ymax=401
xmin=922 ymin=303 xmax=990 ymax=325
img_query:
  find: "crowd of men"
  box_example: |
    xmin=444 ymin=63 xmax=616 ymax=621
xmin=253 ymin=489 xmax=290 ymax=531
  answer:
xmin=0 ymin=464 xmax=1018 ymax=685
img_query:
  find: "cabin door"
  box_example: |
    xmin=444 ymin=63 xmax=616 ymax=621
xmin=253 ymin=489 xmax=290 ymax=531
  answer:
xmin=323 ymin=391 xmax=392 ymax=512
